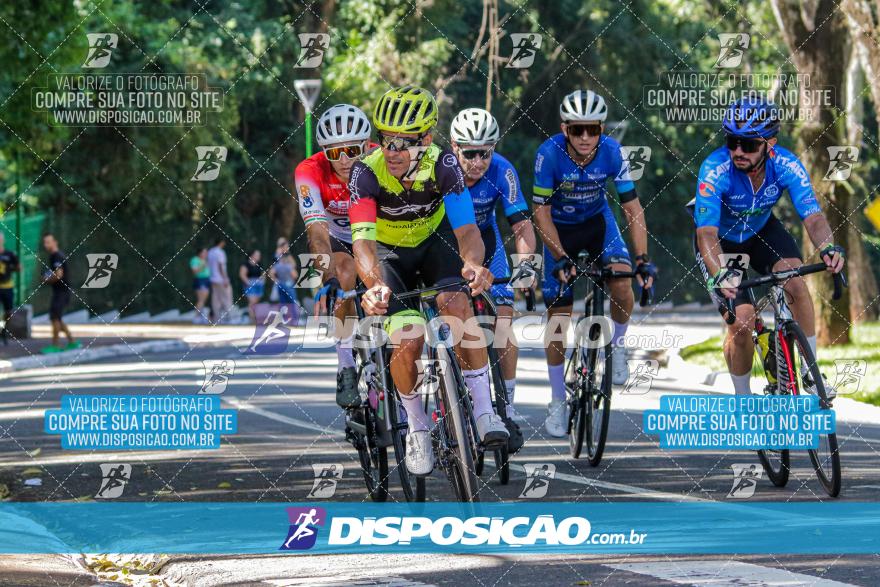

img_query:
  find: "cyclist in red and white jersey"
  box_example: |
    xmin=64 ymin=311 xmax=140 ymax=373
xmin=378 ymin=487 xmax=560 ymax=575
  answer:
xmin=296 ymin=104 xmax=377 ymax=408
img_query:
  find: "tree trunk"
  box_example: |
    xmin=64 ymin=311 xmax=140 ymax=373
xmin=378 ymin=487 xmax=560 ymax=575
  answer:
xmin=842 ymin=0 xmax=880 ymax=321
xmin=770 ymin=0 xmax=852 ymax=344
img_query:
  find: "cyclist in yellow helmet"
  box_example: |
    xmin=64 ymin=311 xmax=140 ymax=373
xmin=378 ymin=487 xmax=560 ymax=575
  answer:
xmin=348 ymin=85 xmax=509 ymax=477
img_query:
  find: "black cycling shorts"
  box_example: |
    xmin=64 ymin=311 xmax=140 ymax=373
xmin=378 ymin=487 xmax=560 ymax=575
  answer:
xmin=49 ymin=289 xmax=71 ymax=321
xmin=375 ymin=225 xmax=464 ymax=320
xmin=0 ymin=288 xmax=13 ymax=315
xmin=695 ymin=214 xmax=802 ymax=308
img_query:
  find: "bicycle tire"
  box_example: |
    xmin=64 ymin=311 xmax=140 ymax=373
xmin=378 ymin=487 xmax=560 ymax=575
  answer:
xmin=584 ymin=292 xmax=612 ymax=467
xmin=566 ymin=340 xmax=587 ymax=459
xmin=753 ymin=331 xmax=790 ymax=487
xmin=785 ymin=322 xmax=841 ymax=497
xmin=381 ymin=348 xmax=425 ymax=502
xmin=486 ymin=341 xmax=511 ymax=485
xmin=355 ymin=409 xmax=389 ymax=502
xmin=437 ymin=342 xmax=481 ymax=502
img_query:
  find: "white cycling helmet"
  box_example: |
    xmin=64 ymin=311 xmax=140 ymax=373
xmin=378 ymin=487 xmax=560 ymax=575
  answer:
xmin=315 ymin=104 xmax=372 ymax=147
xmin=559 ymin=90 xmax=607 ymax=122
xmin=450 ymin=108 xmax=500 ymax=146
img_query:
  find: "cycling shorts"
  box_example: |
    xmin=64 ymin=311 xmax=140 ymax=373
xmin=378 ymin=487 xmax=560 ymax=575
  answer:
xmin=542 ymin=205 xmax=631 ymax=309
xmin=481 ymin=225 xmax=513 ymax=307
xmin=375 ymin=222 xmax=464 ymax=332
xmin=330 ymin=234 xmax=353 ymax=256
xmin=694 ymin=213 xmax=802 ymax=308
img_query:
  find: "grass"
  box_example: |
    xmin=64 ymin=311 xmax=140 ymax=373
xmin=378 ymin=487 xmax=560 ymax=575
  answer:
xmin=680 ymin=322 xmax=880 ymax=406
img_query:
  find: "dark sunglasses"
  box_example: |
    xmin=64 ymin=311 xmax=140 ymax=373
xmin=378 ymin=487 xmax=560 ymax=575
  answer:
xmin=725 ymin=135 xmax=764 ymax=154
xmin=324 ymin=143 xmax=364 ymax=161
xmin=379 ymin=134 xmax=424 ymax=152
xmin=461 ymin=148 xmax=493 ymax=160
xmin=566 ymin=124 xmax=602 ymax=138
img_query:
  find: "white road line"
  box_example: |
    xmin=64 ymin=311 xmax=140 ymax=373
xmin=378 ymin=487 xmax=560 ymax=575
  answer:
xmin=606 ymin=561 xmax=858 ymax=586
xmin=263 ymin=578 xmax=434 ymax=587
xmin=223 ymin=397 xmax=345 ymax=439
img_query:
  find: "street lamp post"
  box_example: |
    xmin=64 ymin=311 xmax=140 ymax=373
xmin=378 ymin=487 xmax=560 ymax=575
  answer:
xmin=294 ymin=80 xmax=322 ymax=157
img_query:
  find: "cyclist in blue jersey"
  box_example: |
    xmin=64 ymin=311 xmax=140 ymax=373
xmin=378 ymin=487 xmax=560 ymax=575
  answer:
xmin=692 ymin=96 xmax=845 ymax=397
xmin=450 ymin=107 xmax=538 ymax=453
xmin=533 ymin=90 xmax=656 ymax=438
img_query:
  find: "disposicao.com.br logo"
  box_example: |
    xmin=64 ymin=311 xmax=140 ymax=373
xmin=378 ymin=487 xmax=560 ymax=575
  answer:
xmin=325 ymin=514 xmax=647 ymax=548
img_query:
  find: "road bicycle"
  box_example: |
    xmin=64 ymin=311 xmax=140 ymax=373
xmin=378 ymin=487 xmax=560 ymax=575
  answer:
xmin=566 ymin=252 xmax=650 ymax=465
xmin=333 ymin=289 xmax=425 ymax=502
xmin=719 ymin=262 xmax=845 ymax=497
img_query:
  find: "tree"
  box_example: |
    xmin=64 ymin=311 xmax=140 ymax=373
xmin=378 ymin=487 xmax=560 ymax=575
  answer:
xmin=770 ymin=0 xmax=854 ymax=344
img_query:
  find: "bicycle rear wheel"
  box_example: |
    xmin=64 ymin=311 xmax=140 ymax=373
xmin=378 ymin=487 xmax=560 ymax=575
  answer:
xmin=437 ymin=343 xmax=480 ymax=502
xmin=784 ymin=322 xmax=841 ymax=497
xmin=354 ymin=408 xmax=389 ymax=502
xmin=382 ymin=349 xmax=425 ymax=502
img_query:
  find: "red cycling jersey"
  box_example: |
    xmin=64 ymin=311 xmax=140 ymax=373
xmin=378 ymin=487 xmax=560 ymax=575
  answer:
xmin=294 ymin=145 xmax=378 ymax=244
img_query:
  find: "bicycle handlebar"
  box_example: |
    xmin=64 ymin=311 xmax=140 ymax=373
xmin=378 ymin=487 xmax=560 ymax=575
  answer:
xmin=717 ymin=262 xmax=847 ymax=325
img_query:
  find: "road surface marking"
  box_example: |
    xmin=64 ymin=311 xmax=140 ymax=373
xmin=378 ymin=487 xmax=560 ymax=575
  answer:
xmin=606 ymin=561 xmax=857 ymax=586
xmin=223 ymin=397 xmax=345 ymax=439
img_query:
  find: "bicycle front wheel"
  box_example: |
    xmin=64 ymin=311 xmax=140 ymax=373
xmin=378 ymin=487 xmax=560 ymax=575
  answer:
xmin=356 ymin=408 xmax=389 ymax=502
xmin=784 ymin=322 xmax=841 ymax=497
xmin=381 ymin=349 xmax=425 ymax=502
xmin=437 ymin=343 xmax=480 ymax=502
xmin=565 ymin=341 xmax=587 ymax=459
xmin=753 ymin=336 xmax=790 ymax=488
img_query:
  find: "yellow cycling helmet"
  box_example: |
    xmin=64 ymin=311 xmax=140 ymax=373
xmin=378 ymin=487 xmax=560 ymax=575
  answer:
xmin=372 ymin=85 xmax=438 ymax=134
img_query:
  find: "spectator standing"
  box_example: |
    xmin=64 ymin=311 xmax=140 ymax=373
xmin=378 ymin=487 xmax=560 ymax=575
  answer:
xmin=270 ymin=236 xmax=290 ymax=302
xmin=271 ymin=253 xmax=299 ymax=303
xmin=189 ymin=246 xmax=211 ymax=324
xmin=41 ymin=234 xmax=79 ymax=353
xmin=0 ymin=232 xmax=20 ymax=345
xmin=207 ymin=237 xmax=232 ymax=324
xmin=239 ymin=249 xmax=265 ymax=323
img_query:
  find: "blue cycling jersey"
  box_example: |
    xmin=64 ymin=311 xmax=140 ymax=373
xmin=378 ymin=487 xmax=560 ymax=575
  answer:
xmin=694 ymin=145 xmax=821 ymax=243
xmin=533 ymin=133 xmax=635 ymax=225
xmin=470 ymin=153 xmax=530 ymax=230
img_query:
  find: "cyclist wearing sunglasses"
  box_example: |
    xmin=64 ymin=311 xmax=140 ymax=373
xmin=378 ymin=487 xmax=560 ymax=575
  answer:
xmin=692 ymin=96 xmax=844 ymax=397
xmin=349 ymin=86 xmax=509 ymax=476
xmin=295 ymin=103 xmax=377 ymax=408
xmin=533 ymin=89 xmax=656 ymax=438
xmin=450 ymin=107 xmax=537 ymax=453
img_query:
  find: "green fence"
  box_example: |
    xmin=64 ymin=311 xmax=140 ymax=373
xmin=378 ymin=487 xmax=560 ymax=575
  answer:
xmin=0 ymin=211 xmax=46 ymax=306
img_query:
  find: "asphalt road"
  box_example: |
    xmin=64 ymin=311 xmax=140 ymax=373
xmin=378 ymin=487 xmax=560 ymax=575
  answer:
xmin=1 ymin=317 xmax=879 ymax=585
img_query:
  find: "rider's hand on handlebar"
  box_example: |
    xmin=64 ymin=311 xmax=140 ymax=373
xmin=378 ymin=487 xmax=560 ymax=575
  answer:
xmin=708 ymin=269 xmax=737 ymax=300
xmin=313 ymin=276 xmax=341 ymax=316
xmin=362 ymin=284 xmax=391 ymax=316
xmin=552 ymin=255 xmax=576 ymax=284
xmin=463 ymin=263 xmax=493 ymax=296
xmin=634 ymin=258 xmax=657 ymax=289
xmin=821 ymin=244 xmax=846 ymax=274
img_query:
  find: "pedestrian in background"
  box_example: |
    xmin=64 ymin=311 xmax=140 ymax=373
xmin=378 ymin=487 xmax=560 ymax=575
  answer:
xmin=239 ymin=249 xmax=265 ymax=323
xmin=0 ymin=232 xmax=20 ymax=345
xmin=207 ymin=237 xmax=232 ymax=324
xmin=271 ymin=253 xmax=298 ymax=304
xmin=270 ymin=236 xmax=290 ymax=302
xmin=189 ymin=246 xmax=211 ymax=324
xmin=41 ymin=234 xmax=79 ymax=353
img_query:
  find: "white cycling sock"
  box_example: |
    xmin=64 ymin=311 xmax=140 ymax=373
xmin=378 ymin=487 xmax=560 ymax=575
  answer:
xmin=504 ymin=379 xmax=516 ymax=418
xmin=400 ymin=393 xmax=430 ymax=432
xmin=463 ymin=364 xmax=494 ymax=419
xmin=335 ymin=335 xmax=356 ymax=370
xmin=807 ymin=335 xmax=817 ymax=358
xmin=612 ymin=319 xmax=629 ymax=347
xmin=549 ymin=363 xmax=566 ymax=402
xmin=731 ymin=372 xmax=752 ymax=396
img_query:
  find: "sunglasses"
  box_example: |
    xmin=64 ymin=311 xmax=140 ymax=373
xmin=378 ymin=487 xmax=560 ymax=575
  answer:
xmin=379 ymin=134 xmax=424 ymax=152
xmin=725 ymin=136 xmax=764 ymax=154
xmin=566 ymin=124 xmax=602 ymax=138
xmin=460 ymin=148 xmax=493 ymax=160
xmin=324 ymin=143 xmax=364 ymax=161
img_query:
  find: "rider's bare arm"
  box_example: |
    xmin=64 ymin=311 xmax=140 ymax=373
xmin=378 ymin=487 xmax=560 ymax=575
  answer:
xmin=351 ymin=239 xmax=383 ymax=290
xmin=534 ymin=204 xmax=566 ymax=260
xmin=696 ymin=225 xmax=725 ymax=277
xmin=621 ymin=197 xmax=648 ymax=259
xmin=454 ymin=223 xmax=485 ymax=269
xmin=305 ymin=222 xmax=336 ymax=282
xmin=511 ymin=218 xmax=536 ymax=255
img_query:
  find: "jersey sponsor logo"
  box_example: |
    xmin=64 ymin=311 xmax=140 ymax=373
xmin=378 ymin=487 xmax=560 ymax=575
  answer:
xmin=698 ymin=182 xmax=716 ymax=197
xmin=730 ymin=193 xmax=746 ymax=201
xmin=535 ymin=153 xmax=544 ymax=172
xmin=383 ymin=202 xmax=436 ymax=217
xmin=783 ymin=158 xmax=811 ymax=188
xmin=442 ymin=153 xmax=458 ymax=168
xmin=563 ymin=205 xmax=576 ymax=213
xmin=560 ymin=181 xmax=575 ymax=191
xmin=763 ymin=184 xmax=779 ymax=198
xmin=299 ymin=185 xmax=314 ymax=208
xmin=586 ymin=171 xmax=606 ymax=181
xmin=505 ymin=168 xmax=518 ymax=204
